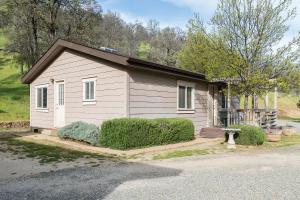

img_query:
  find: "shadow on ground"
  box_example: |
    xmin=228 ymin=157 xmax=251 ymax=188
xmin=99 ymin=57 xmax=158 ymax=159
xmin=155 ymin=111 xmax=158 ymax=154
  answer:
xmin=0 ymin=159 xmax=181 ymax=200
xmin=0 ymin=131 xmax=182 ymax=200
xmin=0 ymin=129 xmax=33 ymax=139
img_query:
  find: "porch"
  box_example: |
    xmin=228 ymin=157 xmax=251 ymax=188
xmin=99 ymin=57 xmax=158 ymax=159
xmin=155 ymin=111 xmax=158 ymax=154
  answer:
xmin=203 ymin=82 xmax=279 ymax=138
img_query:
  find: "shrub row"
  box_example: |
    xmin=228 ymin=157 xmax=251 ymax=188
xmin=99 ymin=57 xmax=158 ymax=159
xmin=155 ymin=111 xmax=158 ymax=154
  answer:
xmin=227 ymin=125 xmax=266 ymax=145
xmin=99 ymin=118 xmax=195 ymax=150
xmin=57 ymin=121 xmax=99 ymax=146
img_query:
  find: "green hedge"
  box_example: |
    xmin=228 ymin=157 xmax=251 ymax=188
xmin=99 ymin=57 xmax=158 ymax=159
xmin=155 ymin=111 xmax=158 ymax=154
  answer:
xmin=227 ymin=125 xmax=266 ymax=145
xmin=58 ymin=121 xmax=99 ymax=146
xmin=99 ymin=118 xmax=195 ymax=150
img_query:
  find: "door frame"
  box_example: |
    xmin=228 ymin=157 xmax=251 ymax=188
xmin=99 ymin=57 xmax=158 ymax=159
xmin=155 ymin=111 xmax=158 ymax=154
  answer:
xmin=54 ymin=80 xmax=65 ymax=128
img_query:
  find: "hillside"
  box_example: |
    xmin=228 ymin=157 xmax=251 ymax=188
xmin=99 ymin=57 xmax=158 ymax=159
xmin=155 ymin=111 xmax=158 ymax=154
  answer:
xmin=0 ymin=31 xmax=29 ymax=121
xmin=239 ymin=93 xmax=300 ymax=120
xmin=258 ymin=94 xmax=300 ymax=119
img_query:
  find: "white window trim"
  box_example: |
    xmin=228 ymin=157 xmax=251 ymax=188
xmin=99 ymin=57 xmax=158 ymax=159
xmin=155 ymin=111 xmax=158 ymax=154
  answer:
xmin=35 ymin=84 xmax=49 ymax=111
xmin=82 ymin=77 xmax=97 ymax=104
xmin=82 ymin=101 xmax=97 ymax=105
xmin=177 ymin=80 xmax=195 ymax=112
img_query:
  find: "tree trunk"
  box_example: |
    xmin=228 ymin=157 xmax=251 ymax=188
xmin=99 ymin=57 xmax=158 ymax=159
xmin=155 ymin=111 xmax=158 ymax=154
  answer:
xmin=20 ymin=63 xmax=24 ymax=75
xmin=30 ymin=0 xmax=39 ymax=64
xmin=251 ymin=95 xmax=255 ymax=109
xmin=31 ymin=16 xmax=38 ymax=60
xmin=244 ymin=94 xmax=249 ymax=123
xmin=251 ymin=95 xmax=255 ymax=123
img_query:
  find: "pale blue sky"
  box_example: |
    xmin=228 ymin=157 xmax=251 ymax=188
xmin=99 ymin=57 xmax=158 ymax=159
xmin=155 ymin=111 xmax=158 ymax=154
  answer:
xmin=97 ymin=0 xmax=300 ymax=44
xmin=98 ymin=0 xmax=218 ymax=28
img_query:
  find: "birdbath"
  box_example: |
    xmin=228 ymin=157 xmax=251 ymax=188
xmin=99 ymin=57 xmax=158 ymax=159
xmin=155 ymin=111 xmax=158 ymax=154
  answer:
xmin=223 ymin=128 xmax=241 ymax=149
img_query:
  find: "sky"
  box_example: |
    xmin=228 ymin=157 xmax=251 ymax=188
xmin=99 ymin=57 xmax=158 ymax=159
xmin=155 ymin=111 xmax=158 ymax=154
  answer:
xmin=97 ymin=0 xmax=300 ymax=44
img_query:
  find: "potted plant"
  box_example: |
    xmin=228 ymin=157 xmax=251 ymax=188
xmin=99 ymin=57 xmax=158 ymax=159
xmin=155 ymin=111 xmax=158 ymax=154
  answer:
xmin=282 ymin=125 xmax=295 ymax=136
xmin=266 ymin=125 xmax=281 ymax=142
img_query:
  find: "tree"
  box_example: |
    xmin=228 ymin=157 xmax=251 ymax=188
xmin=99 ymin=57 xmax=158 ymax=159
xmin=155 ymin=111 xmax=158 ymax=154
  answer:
xmin=2 ymin=0 xmax=42 ymax=65
xmin=156 ymin=27 xmax=185 ymax=66
xmin=178 ymin=0 xmax=300 ymax=114
xmin=97 ymin=12 xmax=125 ymax=50
xmin=1 ymin=0 xmax=185 ymax=69
xmin=124 ymin=22 xmax=148 ymax=56
xmin=58 ymin=0 xmax=102 ymax=46
xmin=142 ymin=21 xmax=185 ymax=66
xmin=280 ymin=69 xmax=300 ymax=95
xmin=2 ymin=0 xmax=102 ymax=67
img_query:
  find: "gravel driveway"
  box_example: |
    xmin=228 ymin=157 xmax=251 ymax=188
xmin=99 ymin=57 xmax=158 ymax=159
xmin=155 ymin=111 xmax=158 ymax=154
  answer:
xmin=1 ymin=145 xmax=300 ymax=200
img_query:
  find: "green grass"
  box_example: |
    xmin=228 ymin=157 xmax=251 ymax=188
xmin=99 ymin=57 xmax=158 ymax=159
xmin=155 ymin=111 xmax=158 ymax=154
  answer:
xmin=240 ymin=93 xmax=300 ymax=119
xmin=0 ymin=32 xmax=29 ymax=121
xmin=277 ymin=116 xmax=300 ymax=122
xmin=153 ymin=149 xmax=210 ymax=160
xmin=0 ymin=137 xmax=110 ymax=164
xmin=263 ymin=135 xmax=300 ymax=148
xmin=0 ymin=30 xmax=7 ymax=48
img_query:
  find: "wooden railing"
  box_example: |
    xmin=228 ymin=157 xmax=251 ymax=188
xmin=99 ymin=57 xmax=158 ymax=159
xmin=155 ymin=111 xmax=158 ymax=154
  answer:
xmin=219 ymin=108 xmax=277 ymax=127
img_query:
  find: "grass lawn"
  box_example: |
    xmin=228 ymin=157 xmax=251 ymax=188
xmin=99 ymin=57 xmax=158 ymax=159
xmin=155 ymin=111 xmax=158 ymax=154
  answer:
xmin=0 ymin=52 xmax=29 ymax=121
xmin=151 ymin=135 xmax=300 ymax=160
xmin=277 ymin=116 xmax=300 ymax=123
xmin=240 ymin=93 xmax=300 ymax=119
xmin=0 ymin=137 xmax=110 ymax=164
xmin=153 ymin=149 xmax=210 ymax=160
xmin=0 ymin=31 xmax=29 ymax=121
xmin=263 ymin=135 xmax=300 ymax=148
xmin=0 ymin=30 xmax=7 ymax=48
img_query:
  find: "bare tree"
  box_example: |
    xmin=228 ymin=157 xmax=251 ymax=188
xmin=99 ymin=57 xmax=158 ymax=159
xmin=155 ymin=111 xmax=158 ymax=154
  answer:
xmin=211 ymin=0 xmax=300 ymax=112
xmin=98 ymin=12 xmax=125 ymax=49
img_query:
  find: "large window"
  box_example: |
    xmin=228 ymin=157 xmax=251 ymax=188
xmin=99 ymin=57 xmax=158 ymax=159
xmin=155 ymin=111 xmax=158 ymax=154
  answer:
xmin=177 ymin=81 xmax=195 ymax=110
xmin=82 ymin=78 xmax=96 ymax=102
xmin=36 ymin=85 xmax=48 ymax=109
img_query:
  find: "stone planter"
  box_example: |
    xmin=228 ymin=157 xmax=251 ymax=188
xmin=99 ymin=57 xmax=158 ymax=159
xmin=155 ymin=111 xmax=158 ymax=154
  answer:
xmin=0 ymin=121 xmax=30 ymax=129
xmin=282 ymin=127 xmax=296 ymax=136
xmin=267 ymin=134 xmax=281 ymax=142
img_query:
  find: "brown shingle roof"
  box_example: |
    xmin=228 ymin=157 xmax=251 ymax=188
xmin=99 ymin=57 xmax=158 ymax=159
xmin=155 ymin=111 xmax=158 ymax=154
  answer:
xmin=21 ymin=39 xmax=207 ymax=84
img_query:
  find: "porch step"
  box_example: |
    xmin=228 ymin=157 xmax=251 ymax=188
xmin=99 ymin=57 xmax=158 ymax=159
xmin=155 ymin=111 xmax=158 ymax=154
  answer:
xmin=200 ymin=128 xmax=225 ymax=138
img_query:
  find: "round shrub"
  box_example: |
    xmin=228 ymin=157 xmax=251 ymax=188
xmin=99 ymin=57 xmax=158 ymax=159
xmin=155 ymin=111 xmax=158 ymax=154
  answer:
xmin=227 ymin=125 xmax=266 ymax=145
xmin=58 ymin=121 xmax=99 ymax=146
xmin=99 ymin=118 xmax=195 ymax=150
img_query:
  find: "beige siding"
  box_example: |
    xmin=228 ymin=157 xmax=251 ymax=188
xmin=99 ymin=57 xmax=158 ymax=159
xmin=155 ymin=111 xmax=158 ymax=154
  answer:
xmin=128 ymin=69 xmax=209 ymax=133
xmin=30 ymin=50 xmax=127 ymax=128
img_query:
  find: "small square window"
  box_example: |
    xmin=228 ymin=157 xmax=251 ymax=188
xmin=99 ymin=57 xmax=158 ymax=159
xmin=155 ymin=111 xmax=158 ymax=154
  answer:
xmin=82 ymin=78 xmax=96 ymax=102
xmin=36 ymin=85 xmax=48 ymax=109
xmin=177 ymin=81 xmax=195 ymax=110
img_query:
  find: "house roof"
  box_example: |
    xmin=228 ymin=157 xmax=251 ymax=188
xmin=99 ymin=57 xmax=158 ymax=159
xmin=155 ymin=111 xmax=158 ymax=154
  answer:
xmin=21 ymin=39 xmax=208 ymax=84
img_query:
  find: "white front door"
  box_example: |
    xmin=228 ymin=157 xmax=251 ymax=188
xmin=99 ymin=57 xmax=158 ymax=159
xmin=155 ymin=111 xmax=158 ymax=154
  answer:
xmin=54 ymin=81 xmax=65 ymax=128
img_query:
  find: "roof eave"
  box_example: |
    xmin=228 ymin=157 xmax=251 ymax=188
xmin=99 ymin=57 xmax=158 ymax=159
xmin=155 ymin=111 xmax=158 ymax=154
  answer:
xmin=21 ymin=40 xmax=65 ymax=84
xmin=22 ymin=39 xmax=210 ymax=84
xmin=127 ymin=57 xmax=207 ymax=81
xmin=21 ymin=39 xmax=129 ymax=84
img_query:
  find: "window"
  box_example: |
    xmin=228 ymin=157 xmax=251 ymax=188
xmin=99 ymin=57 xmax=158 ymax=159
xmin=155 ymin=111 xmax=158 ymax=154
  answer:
xmin=220 ymin=92 xmax=227 ymax=109
xmin=177 ymin=81 xmax=195 ymax=110
xmin=36 ymin=85 xmax=48 ymax=109
xmin=82 ymin=78 xmax=96 ymax=102
xmin=58 ymin=84 xmax=64 ymax=105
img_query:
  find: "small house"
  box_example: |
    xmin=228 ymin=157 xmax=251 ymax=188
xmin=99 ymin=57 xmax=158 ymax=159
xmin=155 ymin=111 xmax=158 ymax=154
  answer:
xmin=22 ymin=39 xmax=230 ymax=135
